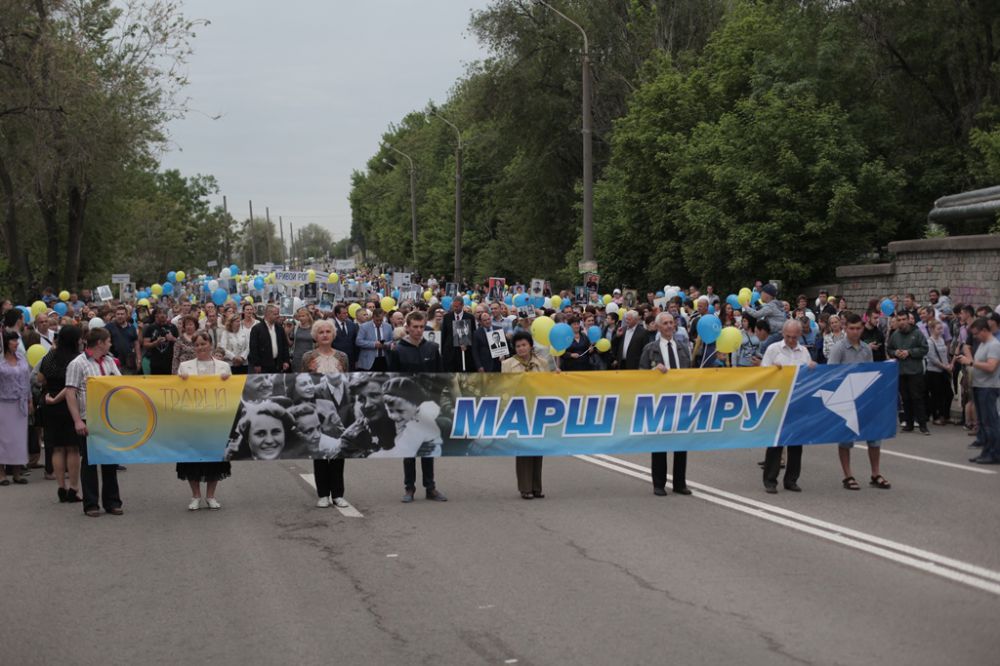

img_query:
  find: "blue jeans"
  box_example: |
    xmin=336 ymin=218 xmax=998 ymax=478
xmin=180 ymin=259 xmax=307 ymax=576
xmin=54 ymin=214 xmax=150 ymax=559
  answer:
xmin=973 ymin=387 xmax=1000 ymax=460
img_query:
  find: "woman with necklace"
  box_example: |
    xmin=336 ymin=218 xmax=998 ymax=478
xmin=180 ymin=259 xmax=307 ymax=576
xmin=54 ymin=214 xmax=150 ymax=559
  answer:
xmin=176 ymin=331 xmax=232 ymax=510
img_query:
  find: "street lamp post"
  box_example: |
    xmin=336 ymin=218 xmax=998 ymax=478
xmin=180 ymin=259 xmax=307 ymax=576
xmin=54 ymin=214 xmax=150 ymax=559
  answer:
xmin=384 ymin=144 xmax=418 ymax=266
xmin=536 ymin=1 xmax=594 ymax=270
xmin=428 ymin=110 xmax=463 ymax=284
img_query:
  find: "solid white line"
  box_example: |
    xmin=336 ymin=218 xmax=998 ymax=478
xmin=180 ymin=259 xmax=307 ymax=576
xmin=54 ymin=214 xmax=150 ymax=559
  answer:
xmin=299 ymin=474 xmax=364 ymax=518
xmin=577 ymin=455 xmax=1000 ymax=596
xmin=856 ymin=444 xmax=996 ymax=475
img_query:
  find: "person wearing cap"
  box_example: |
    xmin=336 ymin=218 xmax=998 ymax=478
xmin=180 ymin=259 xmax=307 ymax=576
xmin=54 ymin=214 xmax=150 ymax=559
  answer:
xmin=743 ymin=284 xmax=787 ymax=352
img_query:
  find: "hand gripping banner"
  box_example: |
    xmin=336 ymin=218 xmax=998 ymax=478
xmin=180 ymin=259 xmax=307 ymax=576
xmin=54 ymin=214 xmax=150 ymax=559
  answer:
xmin=87 ymin=363 xmax=898 ymax=464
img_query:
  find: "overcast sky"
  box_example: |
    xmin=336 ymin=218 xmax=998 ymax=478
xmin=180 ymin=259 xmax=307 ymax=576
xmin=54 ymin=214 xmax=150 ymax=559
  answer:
xmin=159 ymin=0 xmax=493 ymax=243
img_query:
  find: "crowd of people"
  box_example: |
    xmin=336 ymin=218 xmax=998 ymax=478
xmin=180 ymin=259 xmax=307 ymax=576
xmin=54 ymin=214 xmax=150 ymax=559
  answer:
xmin=2 ymin=273 xmax=999 ymax=516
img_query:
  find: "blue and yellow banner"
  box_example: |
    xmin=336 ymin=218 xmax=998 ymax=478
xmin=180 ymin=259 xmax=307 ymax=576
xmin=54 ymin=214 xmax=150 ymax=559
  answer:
xmin=87 ymin=363 xmax=898 ymax=464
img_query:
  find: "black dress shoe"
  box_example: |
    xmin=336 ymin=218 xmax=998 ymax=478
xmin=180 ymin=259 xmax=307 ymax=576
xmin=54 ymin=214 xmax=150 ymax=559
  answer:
xmin=784 ymin=483 xmax=802 ymax=492
xmin=673 ymin=487 xmax=692 ymax=496
xmin=901 ymin=426 xmax=914 ymax=432
xmin=764 ymin=485 xmax=778 ymax=494
xmin=970 ymin=456 xmax=1000 ymax=465
xmin=653 ymin=487 xmax=667 ymax=496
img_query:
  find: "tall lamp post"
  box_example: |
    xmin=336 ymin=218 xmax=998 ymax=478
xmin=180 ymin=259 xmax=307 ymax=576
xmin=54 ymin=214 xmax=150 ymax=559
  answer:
xmin=383 ymin=144 xmax=418 ymax=266
xmin=536 ymin=1 xmax=594 ymax=270
xmin=428 ymin=109 xmax=463 ymax=284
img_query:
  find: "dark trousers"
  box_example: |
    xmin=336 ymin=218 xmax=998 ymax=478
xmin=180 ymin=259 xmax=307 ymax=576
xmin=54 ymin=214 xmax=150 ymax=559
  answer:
xmin=231 ymin=365 xmax=248 ymax=375
xmin=899 ymin=373 xmax=928 ymax=427
xmin=370 ymin=356 xmax=388 ymax=372
xmin=515 ymin=456 xmax=543 ymax=494
xmin=763 ymin=446 xmax=802 ymax=488
xmin=403 ymin=457 xmax=434 ymax=491
xmin=313 ymin=458 xmax=345 ymax=498
xmin=973 ymin=387 xmax=1000 ymax=460
xmin=926 ymin=371 xmax=953 ymax=420
xmin=80 ymin=434 xmax=121 ymax=512
xmin=651 ymin=451 xmax=688 ymax=490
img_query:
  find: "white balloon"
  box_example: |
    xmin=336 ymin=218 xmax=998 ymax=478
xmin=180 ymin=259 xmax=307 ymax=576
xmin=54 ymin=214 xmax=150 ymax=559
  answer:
xmin=606 ymin=303 xmax=620 ymax=314
xmin=664 ymin=289 xmax=679 ymax=301
xmin=293 ymin=297 xmax=304 ymax=311
xmin=543 ymin=297 xmax=552 ymax=309
xmin=88 ymin=317 xmax=105 ymax=330
xmin=220 ymin=267 xmax=232 ymax=279
xmin=208 ymin=279 xmax=219 ymax=292
xmin=428 ymin=296 xmax=439 ymax=306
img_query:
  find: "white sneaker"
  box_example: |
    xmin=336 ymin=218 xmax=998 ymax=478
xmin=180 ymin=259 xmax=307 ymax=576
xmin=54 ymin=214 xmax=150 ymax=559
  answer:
xmin=332 ymin=497 xmax=349 ymax=508
xmin=206 ymin=498 xmax=222 ymax=510
xmin=316 ymin=496 xmax=332 ymax=508
xmin=188 ymin=498 xmax=201 ymax=511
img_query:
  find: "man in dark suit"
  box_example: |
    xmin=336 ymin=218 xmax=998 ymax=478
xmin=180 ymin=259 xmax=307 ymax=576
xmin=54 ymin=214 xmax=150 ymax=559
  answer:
xmin=331 ymin=304 xmax=358 ymax=369
xmin=471 ymin=307 xmax=504 ymax=372
xmin=248 ymin=304 xmax=290 ymax=374
xmin=613 ymin=310 xmax=648 ymax=370
xmin=639 ymin=312 xmax=692 ymax=496
xmin=440 ymin=296 xmax=475 ymax=372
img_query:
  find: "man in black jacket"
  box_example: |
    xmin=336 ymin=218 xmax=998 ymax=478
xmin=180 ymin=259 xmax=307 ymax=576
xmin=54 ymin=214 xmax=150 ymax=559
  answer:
xmin=612 ymin=310 xmax=648 ymax=370
xmin=331 ymin=304 xmax=359 ymax=369
xmin=388 ymin=311 xmax=447 ymax=503
xmin=248 ymin=304 xmax=290 ymax=374
xmin=471 ymin=306 xmax=504 ymax=372
xmin=440 ymin=297 xmax=475 ymax=372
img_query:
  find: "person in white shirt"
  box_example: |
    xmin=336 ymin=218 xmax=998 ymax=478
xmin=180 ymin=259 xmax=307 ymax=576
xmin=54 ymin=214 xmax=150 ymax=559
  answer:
xmin=34 ymin=313 xmax=55 ymax=350
xmin=64 ymin=328 xmax=124 ymax=517
xmin=219 ymin=314 xmax=250 ymax=374
xmin=760 ymin=320 xmax=815 ymax=494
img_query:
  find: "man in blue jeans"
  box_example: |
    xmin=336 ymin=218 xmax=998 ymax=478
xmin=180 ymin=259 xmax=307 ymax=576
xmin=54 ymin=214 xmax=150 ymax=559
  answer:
xmin=958 ymin=319 xmax=1000 ymax=464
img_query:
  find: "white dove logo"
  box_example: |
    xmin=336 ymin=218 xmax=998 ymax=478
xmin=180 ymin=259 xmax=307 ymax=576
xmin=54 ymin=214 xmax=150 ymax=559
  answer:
xmin=812 ymin=372 xmax=881 ymax=436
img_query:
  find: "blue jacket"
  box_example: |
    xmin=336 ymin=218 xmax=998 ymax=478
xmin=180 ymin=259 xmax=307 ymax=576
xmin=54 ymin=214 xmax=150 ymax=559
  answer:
xmin=356 ymin=320 xmax=394 ymax=370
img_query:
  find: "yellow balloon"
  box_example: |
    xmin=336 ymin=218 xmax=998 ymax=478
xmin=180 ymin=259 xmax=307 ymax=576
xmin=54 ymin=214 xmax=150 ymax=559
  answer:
xmin=26 ymin=344 xmax=46 ymax=367
xmin=307 ymin=269 xmax=316 ymax=283
xmin=739 ymin=287 xmax=752 ymax=299
xmin=245 ymin=296 xmax=254 ymax=304
xmin=268 ymin=272 xmax=276 ymax=284
xmin=531 ymin=315 xmax=555 ymax=347
xmin=716 ymin=326 xmax=743 ymax=354
xmin=59 ymin=290 xmax=70 ymax=302
xmin=328 ymin=272 xmax=339 ymax=284
xmin=737 ymin=293 xmax=750 ymax=307
xmin=602 ymin=294 xmax=612 ymax=305
xmin=549 ymin=347 xmax=566 ymax=357
xmin=423 ymin=290 xmax=433 ymax=301
xmin=137 ymin=298 xmax=150 ymax=308
xmin=380 ymin=296 xmax=396 ymax=312
xmin=175 ymin=270 xmax=185 ymax=282
xmin=348 ymin=303 xmax=361 ymax=319
xmin=595 ymin=338 xmax=611 ymax=353
xmin=550 ymin=295 xmax=562 ymax=310
xmin=31 ymin=301 xmax=47 ymax=317
xmin=151 ymin=283 xmax=163 ymax=296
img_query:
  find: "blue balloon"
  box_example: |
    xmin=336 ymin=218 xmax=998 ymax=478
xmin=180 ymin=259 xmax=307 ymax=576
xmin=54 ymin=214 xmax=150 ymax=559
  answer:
xmin=167 ymin=271 xmax=176 ymax=283
xmin=53 ymin=301 xmax=68 ymax=316
xmin=656 ymin=291 xmax=665 ymax=298
xmin=229 ymin=264 xmax=239 ymax=276
xmin=880 ymin=299 xmax=895 ymax=316
xmin=504 ymin=294 xmax=512 ymax=306
xmin=726 ymin=294 xmax=741 ymax=311
xmin=441 ymin=296 xmax=453 ymax=310
xmin=463 ymin=295 xmax=472 ymax=306
xmin=392 ymin=289 xmax=400 ymax=300
xmin=162 ymin=282 xmax=174 ymax=295
xmin=212 ymin=288 xmax=228 ymax=306
xmin=16 ymin=305 xmax=31 ymax=324
xmin=751 ymin=290 xmax=760 ymax=305
xmin=696 ymin=314 xmax=722 ymax=344
xmin=532 ymin=296 xmax=545 ymax=309
xmin=513 ymin=293 xmax=529 ymax=308
xmin=232 ymin=293 xmax=241 ymax=304
xmin=587 ymin=325 xmax=602 ymax=344
xmin=254 ymin=276 xmax=265 ymax=290
xmin=549 ymin=323 xmax=574 ymax=352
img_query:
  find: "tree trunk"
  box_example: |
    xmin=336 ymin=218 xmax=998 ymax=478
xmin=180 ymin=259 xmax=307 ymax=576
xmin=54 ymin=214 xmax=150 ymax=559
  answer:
xmin=63 ymin=181 xmax=88 ymax=289
xmin=0 ymin=151 xmax=34 ymax=303
xmin=34 ymin=172 xmax=62 ymax=287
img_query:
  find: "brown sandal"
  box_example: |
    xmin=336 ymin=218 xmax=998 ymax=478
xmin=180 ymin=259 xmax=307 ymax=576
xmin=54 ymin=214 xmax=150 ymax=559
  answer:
xmin=870 ymin=475 xmax=891 ymax=489
xmin=842 ymin=476 xmax=860 ymax=490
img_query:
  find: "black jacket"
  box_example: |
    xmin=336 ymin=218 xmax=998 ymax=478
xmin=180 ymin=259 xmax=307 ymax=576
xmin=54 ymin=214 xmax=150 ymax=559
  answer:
xmin=331 ymin=318 xmax=358 ymax=369
xmin=471 ymin=326 xmax=504 ymax=372
xmin=440 ymin=311 xmax=476 ymax=372
xmin=613 ymin=325 xmax=650 ymax=370
xmin=248 ymin=320 xmax=291 ymax=372
xmin=388 ymin=338 xmax=443 ymax=373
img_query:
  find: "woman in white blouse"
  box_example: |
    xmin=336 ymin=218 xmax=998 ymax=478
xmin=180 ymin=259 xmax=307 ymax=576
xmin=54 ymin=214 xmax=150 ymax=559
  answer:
xmin=219 ymin=314 xmax=250 ymax=375
xmin=177 ymin=331 xmax=232 ymax=510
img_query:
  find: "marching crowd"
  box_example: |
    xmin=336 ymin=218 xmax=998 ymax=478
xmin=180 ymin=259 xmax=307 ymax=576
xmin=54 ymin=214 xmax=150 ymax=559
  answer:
xmin=2 ymin=273 xmax=999 ymax=516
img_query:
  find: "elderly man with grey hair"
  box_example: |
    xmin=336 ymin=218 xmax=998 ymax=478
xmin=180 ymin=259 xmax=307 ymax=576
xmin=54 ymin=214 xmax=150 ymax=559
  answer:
xmin=760 ymin=319 xmax=815 ymax=494
xmin=613 ymin=309 xmax=647 ymax=370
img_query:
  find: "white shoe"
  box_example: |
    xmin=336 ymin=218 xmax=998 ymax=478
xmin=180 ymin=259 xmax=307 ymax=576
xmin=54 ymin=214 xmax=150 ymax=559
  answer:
xmin=188 ymin=498 xmax=202 ymax=511
xmin=332 ymin=497 xmax=349 ymax=508
xmin=206 ymin=498 xmax=222 ymax=510
xmin=316 ymin=496 xmax=332 ymax=508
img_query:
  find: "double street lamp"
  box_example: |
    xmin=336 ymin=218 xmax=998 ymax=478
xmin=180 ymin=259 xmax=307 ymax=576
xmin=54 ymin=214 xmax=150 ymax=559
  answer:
xmin=383 ymin=143 xmax=418 ymax=266
xmin=536 ymin=1 xmax=594 ymax=270
xmin=427 ymin=109 xmax=464 ymax=284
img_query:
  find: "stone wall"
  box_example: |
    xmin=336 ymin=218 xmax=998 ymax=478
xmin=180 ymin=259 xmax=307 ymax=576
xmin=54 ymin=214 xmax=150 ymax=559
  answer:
xmin=828 ymin=234 xmax=1000 ymax=309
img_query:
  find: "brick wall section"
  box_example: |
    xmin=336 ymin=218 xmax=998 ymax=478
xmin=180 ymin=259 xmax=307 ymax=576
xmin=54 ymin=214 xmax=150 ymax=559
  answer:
xmin=827 ymin=235 xmax=1000 ymax=310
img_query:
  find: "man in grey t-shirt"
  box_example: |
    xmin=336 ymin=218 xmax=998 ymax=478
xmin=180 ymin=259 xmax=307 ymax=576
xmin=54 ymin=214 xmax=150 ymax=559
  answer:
xmin=958 ymin=318 xmax=1000 ymax=464
xmin=828 ymin=313 xmax=890 ymax=489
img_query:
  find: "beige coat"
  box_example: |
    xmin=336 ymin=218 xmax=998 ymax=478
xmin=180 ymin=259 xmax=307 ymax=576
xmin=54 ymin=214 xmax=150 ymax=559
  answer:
xmin=501 ymin=353 xmax=549 ymax=374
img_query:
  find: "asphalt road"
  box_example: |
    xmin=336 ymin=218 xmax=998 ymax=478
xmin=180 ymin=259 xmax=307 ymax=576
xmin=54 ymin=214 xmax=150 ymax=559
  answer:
xmin=2 ymin=425 xmax=998 ymax=666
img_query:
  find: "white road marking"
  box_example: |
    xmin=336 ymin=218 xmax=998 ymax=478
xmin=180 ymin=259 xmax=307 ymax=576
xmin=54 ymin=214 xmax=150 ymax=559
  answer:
xmin=576 ymin=454 xmax=1000 ymax=596
xmin=386 ymin=554 xmax=398 ymax=558
xmin=856 ymin=444 xmax=997 ymax=474
xmin=299 ymin=474 xmax=364 ymax=518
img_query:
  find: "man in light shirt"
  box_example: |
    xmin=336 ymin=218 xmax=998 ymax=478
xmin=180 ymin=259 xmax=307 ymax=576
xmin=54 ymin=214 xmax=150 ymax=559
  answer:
xmin=760 ymin=319 xmax=815 ymax=494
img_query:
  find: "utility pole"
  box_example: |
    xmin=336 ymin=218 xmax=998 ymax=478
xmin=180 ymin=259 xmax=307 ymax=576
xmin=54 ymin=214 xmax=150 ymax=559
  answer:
xmin=279 ymin=216 xmax=285 ymax=267
xmin=385 ymin=144 xmax=418 ymax=266
xmin=428 ymin=111 xmax=463 ymax=283
xmin=289 ymin=222 xmax=295 ymax=270
xmin=248 ymin=200 xmax=258 ymax=267
xmin=265 ymin=207 xmax=273 ymax=263
xmin=223 ymin=195 xmax=231 ymax=265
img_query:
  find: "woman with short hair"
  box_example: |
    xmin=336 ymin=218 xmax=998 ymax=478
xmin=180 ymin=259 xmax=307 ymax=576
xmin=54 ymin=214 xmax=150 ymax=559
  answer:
xmin=290 ymin=307 xmax=315 ymax=372
xmin=171 ymin=314 xmax=200 ymax=375
xmin=0 ymin=329 xmax=31 ymax=486
xmin=502 ymin=331 xmax=549 ymax=499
